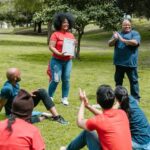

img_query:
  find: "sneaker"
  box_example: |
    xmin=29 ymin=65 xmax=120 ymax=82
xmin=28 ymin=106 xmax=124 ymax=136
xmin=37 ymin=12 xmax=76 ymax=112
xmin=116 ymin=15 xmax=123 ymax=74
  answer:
xmin=52 ymin=115 xmax=69 ymax=125
xmin=60 ymin=146 xmax=66 ymax=150
xmin=41 ymin=112 xmax=52 ymax=119
xmin=50 ymin=97 xmax=54 ymax=101
xmin=61 ymin=97 xmax=69 ymax=106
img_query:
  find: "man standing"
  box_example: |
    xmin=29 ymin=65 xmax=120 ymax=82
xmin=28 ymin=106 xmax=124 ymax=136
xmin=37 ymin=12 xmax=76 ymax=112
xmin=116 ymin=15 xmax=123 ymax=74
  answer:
xmin=108 ymin=19 xmax=141 ymax=101
xmin=0 ymin=68 xmax=68 ymax=124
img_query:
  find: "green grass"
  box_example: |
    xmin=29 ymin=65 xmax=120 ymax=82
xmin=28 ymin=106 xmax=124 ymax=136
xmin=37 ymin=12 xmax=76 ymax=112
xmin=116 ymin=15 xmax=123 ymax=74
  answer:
xmin=0 ymin=19 xmax=150 ymax=150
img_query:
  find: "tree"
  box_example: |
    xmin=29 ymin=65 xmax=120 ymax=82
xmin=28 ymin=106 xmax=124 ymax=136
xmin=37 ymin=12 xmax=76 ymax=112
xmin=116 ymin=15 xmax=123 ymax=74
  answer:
xmin=14 ymin=0 xmax=43 ymax=31
xmin=116 ymin=0 xmax=150 ymax=19
xmin=65 ymin=1 xmax=122 ymax=58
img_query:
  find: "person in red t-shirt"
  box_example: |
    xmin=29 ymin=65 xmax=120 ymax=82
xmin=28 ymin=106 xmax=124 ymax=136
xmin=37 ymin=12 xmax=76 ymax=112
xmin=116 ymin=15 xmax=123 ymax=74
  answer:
xmin=48 ymin=12 xmax=76 ymax=106
xmin=0 ymin=89 xmax=45 ymax=150
xmin=60 ymin=85 xmax=132 ymax=150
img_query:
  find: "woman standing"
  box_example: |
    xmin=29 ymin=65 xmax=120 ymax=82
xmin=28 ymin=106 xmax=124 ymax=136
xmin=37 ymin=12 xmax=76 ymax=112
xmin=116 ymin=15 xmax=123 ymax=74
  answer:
xmin=48 ymin=13 xmax=75 ymax=106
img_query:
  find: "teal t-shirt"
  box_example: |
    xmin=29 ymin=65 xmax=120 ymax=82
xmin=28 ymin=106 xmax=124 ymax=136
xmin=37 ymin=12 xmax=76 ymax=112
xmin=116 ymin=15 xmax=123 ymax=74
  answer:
xmin=0 ymin=81 xmax=20 ymax=115
xmin=129 ymin=96 xmax=150 ymax=144
xmin=114 ymin=30 xmax=141 ymax=67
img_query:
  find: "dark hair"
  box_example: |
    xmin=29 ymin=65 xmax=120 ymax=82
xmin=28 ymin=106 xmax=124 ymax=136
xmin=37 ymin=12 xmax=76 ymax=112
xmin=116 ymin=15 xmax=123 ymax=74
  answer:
xmin=114 ymin=86 xmax=130 ymax=118
xmin=6 ymin=89 xmax=33 ymax=133
xmin=96 ymin=85 xmax=115 ymax=109
xmin=7 ymin=115 xmax=16 ymax=132
xmin=53 ymin=12 xmax=74 ymax=31
xmin=6 ymin=115 xmax=31 ymax=133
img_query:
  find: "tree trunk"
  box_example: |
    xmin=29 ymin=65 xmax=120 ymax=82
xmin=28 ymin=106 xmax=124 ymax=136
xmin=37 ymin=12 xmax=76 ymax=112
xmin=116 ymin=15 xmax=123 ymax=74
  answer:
xmin=34 ymin=22 xmax=37 ymax=32
xmin=76 ymin=28 xmax=84 ymax=59
xmin=37 ymin=21 xmax=42 ymax=33
xmin=47 ymin=21 xmax=53 ymax=45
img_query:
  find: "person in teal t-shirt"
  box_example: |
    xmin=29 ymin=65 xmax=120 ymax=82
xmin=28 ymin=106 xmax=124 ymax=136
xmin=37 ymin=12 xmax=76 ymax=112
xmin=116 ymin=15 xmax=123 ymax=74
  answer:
xmin=108 ymin=19 xmax=141 ymax=101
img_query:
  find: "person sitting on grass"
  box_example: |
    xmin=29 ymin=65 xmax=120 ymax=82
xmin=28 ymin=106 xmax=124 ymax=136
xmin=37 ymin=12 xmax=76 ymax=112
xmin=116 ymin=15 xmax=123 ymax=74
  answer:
xmin=0 ymin=68 xmax=68 ymax=124
xmin=115 ymin=86 xmax=150 ymax=150
xmin=61 ymin=85 xmax=150 ymax=150
xmin=60 ymin=85 xmax=132 ymax=150
xmin=0 ymin=89 xmax=45 ymax=150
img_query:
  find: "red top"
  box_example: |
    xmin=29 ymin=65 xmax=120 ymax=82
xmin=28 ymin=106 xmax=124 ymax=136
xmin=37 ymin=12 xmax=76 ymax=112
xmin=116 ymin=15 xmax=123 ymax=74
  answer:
xmin=86 ymin=109 xmax=132 ymax=150
xmin=0 ymin=118 xmax=45 ymax=150
xmin=50 ymin=31 xmax=75 ymax=61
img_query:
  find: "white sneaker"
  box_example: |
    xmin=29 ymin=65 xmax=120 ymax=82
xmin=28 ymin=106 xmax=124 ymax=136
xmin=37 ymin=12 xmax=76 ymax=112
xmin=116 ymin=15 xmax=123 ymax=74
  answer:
xmin=61 ymin=97 xmax=69 ymax=106
xmin=50 ymin=97 xmax=54 ymax=101
xmin=60 ymin=146 xmax=66 ymax=150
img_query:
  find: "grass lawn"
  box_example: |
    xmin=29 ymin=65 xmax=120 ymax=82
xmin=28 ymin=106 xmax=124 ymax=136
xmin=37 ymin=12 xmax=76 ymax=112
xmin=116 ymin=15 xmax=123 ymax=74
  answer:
xmin=0 ymin=19 xmax=150 ymax=150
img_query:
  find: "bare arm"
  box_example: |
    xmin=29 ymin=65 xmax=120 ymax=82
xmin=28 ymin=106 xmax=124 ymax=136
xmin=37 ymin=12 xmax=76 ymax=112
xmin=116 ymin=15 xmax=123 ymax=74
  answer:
xmin=117 ymin=33 xmax=139 ymax=46
xmin=79 ymin=89 xmax=102 ymax=115
xmin=108 ymin=37 xmax=117 ymax=47
xmin=86 ymin=104 xmax=102 ymax=115
xmin=76 ymin=100 xmax=88 ymax=130
xmin=49 ymin=40 xmax=65 ymax=56
xmin=108 ymin=31 xmax=118 ymax=47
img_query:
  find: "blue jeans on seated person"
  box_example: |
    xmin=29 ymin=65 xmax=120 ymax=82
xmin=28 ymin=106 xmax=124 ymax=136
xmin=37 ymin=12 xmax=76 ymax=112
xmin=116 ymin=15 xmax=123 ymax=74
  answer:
xmin=66 ymin=130 xmax=101 ymax=150
xmin=66 ymin=130 xmax=150 ymax=150
xmin=132 ymin=140 xmax=150 ymax=150
xmin=48 ymin=57 xmax=72 ymax=98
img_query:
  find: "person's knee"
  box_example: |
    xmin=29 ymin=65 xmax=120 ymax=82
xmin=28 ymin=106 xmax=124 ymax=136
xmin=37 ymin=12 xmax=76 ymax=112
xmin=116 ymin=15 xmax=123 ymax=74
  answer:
xmin=62 ymin=76 xmax=70 ymax=83
xmin=38 ymin=88 xmax=47 ymax=94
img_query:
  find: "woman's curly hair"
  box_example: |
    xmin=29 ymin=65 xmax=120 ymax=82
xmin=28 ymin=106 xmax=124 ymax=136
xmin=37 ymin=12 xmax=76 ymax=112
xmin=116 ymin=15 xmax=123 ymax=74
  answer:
xmin=53 ymin=12 xmax=74 ymax=31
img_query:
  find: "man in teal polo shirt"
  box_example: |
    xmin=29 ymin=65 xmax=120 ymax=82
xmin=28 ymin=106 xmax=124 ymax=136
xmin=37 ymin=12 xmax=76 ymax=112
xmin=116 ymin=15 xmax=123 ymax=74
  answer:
xmin=108 ymin=19 xmax=141 ymax=101
xmin=0 ymin=68 xmax=68 ymax=124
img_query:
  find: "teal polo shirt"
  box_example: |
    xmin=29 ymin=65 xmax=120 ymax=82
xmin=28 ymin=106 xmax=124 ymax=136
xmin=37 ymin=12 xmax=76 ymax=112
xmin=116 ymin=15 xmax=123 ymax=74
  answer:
xmin=0 ymin=81 xmax=20 ymax=115
xmin=114 ymin=30 xmax=141 ymax=67
xmin=129 ymin=96 xmax=150 ymax=144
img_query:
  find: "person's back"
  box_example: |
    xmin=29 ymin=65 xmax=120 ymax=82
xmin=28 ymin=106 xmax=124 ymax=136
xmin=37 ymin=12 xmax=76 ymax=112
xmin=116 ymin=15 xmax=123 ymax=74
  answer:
xmin=129 ymin=95 xmax=150 ymax=145
xmin=1 ymin=80 xmax=19 ymax=115
xmin=0 ymin=118 xmax=45 ymax=150
xmin=86 ymin=108 xmax=132 ymax=150
xmin=0 ymin=89 xmax=45 ymax=150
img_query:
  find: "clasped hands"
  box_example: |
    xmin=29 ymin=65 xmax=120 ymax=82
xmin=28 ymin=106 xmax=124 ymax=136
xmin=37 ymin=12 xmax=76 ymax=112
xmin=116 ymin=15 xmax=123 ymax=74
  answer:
xmin=79 ymin=88 xmax=89 ymax=107
xmin=113 ymin=31 xmax=126 ymax=43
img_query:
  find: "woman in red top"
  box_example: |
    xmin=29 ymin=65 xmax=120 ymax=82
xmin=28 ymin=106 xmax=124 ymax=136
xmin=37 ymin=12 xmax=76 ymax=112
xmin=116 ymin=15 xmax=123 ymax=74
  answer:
xmin=48 ymin=13 xmax=75 ymax=105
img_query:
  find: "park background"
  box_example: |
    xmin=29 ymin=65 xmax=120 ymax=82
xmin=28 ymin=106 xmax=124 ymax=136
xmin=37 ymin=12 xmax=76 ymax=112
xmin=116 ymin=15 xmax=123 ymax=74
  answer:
xmin=0 ymin=0 xmax=150 ymax=150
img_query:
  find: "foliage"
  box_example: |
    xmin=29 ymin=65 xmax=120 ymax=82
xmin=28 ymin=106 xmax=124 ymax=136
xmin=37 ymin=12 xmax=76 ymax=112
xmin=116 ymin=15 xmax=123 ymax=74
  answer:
xmin=117 ymin=0 xmax=150 ymax=19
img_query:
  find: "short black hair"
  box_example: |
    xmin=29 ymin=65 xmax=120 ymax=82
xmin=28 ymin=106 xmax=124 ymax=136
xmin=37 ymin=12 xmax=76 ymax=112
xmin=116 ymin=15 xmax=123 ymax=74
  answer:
xmin=53 ymin=12 xmax=74 ymax=31
xmin=96 ymin=85 xmax=115 ymax=109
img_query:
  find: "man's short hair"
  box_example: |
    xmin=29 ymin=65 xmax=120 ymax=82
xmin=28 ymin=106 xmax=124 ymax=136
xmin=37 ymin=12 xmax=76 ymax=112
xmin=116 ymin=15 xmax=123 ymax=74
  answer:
xmin=96 ymin=85 xmax=115 ymax=109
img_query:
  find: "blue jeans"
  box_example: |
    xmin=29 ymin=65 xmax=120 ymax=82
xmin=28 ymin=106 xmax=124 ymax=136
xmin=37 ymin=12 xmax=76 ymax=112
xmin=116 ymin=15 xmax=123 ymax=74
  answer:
xmin=115 ymin=65 xmax=140 ymax=101
xmin=48 ymin=57 xmax=72 ymax=98
xmin=66 ymin=130 xmax=101 ymax=150
xmin=132 ymin=140 xmax=150 ymax=150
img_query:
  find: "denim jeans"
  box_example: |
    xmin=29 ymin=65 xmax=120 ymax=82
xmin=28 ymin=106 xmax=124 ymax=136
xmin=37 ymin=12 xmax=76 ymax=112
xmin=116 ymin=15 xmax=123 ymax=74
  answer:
xmin=67 ymin=130 xmax=101 ymax=150
xmin=115 ymin=65 xmax=140 ymax=100
xmin=132 ymin=140 xmax=150 ymax=150
xmin=48 ymin=57 xmax=72 ymax=98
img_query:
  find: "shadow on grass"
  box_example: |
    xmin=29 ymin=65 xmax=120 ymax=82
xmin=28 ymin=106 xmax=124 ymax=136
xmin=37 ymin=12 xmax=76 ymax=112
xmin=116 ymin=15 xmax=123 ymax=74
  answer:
xmin=0 ymin=40 xmax=46 ymax=46
xmin=17 ymin=52 xmax=113 ymax=65
xmin=17 ymin=53 xmax=50 ymax=65
xmin=17 ymin=51 xmax=150 ymax=70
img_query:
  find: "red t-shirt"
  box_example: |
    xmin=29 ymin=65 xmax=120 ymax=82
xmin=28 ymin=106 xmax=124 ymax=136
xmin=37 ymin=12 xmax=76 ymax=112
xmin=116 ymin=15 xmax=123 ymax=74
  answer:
xmin=0 ymin=118 xmax=45 ymax=150
xmin=50 ymin=31 xmax=75 ymax=61
xmin=86 ymin=109 xmax=132 ymax=150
